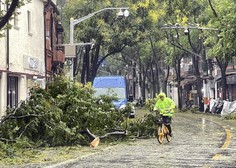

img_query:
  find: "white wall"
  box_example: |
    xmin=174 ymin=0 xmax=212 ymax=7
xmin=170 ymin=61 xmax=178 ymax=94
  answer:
xmin=9 ymin=0 xmax=45 ymax=75
xmin=0 ymin=0 xmax=45 ymax=116
xmin=0 ymin=73 xmax=7 ymax=116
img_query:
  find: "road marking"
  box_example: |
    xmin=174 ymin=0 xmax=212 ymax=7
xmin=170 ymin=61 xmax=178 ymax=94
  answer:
xmin=221 ymin=128 xmax=232 ymax=149
xmin=212 ymin=127 xmax=232 ymax=160
xmin=212 ymin=153 xmax=221 ymax=160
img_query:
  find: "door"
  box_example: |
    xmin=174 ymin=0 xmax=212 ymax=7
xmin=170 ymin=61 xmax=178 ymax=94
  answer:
xmin=7 ymin=76 xmax=18 ymax=108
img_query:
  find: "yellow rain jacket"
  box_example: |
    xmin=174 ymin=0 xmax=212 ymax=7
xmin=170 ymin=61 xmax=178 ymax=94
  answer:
xmin=154 ymin=92 xmax=175 ymax=117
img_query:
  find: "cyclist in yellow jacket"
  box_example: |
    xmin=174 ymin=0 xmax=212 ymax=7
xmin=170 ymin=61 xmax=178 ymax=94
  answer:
xmin=153 ymin=92 xmax=175 ymax=136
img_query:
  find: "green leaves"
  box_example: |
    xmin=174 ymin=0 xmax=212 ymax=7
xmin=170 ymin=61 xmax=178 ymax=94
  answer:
xmin=0 ymin=76 xmax=129 ymax=147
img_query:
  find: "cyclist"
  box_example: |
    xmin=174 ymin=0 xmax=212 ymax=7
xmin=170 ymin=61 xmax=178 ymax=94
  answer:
xmin=153 ymin=92 xmax=175 ymax=136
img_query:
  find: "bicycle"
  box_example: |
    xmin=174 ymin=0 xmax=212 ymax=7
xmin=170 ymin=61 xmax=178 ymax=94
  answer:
xmin=155 ymin=116 xmax=172 ymax=144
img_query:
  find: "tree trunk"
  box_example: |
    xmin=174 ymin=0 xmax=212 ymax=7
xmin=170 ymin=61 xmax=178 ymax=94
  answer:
xmin=85 ymin=46 xmax=91 ymax=82
xmin=150 ymin=64 xmax=156 ymax=98
xmin=81 ymin=56 xmax=85 ymax=84
xmin=217 ymin=58 xmax=228 ymax=100
xmin=193 ymin=56 xmax=204 ymax=111
xmin=142 ymin=74 xmax=146 ymax=101
xmin=221 ymin=70 xmax=227 ymax=100
xmin=133 ymin=62 xmax=136 ymax=98
xmin=155 ymin=63 xmax=160 ymax=94
xmin=163 ymin=66 xmax=170 ymax=97
xmin=91 ymin=38 xmax=102 ymax=82
xmin=176 ymin=58 xmax=182 ymax=110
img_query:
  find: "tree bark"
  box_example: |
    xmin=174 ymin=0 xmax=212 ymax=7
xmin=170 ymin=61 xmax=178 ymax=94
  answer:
xmin=175 ymin=58 xmax=182 ymax=110
xmin=216 ymin=58 xmax=228 ymax=100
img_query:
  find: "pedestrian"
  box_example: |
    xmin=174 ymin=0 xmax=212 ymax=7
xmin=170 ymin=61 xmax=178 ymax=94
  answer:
xmin=153 ymin=92 xmax=176 ymax=136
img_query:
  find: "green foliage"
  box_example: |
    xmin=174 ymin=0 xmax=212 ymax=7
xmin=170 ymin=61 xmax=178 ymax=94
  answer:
xmin=0 ymin=141 xmax=14 ymax=158
xmin=204 ymin=0 xmax=236 ymax=61
xmin=224 ymin=113 xmax=236 ymax=120
xmin=145 ymin=96 xmax=158 ymax=112
xmin=120 ymin=102 xmax=134 ymax=118
xmin=2 ymin=0 xmax=236 ymax=157
xmin=0 ymin=76 xmax=128 ymax=148
xmin=126 ymin=114 xmax=156 ymax=138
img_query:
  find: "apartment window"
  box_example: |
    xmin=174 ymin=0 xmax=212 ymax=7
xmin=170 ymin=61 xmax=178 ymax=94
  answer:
xmin=13 ymin=9 xmax=20 ymax=28
xmin=0 ymin=1 xmax=6 ymax=13
xmin=7 ymin=76 xmax=19 ymax=108
xmin=50 ymin=15 xmax=53 ymax=49
xmin=27 ymin=10 xmax=32 ymax=35
xmin=57 ymin=32 xmax=62 ymax=44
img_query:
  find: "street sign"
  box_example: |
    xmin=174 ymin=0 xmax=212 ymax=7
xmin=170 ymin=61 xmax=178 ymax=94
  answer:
xmin=65 ymin=45 xmax=76 ymax=58
xmin=55 ymin=43 xmax=93 ymax=59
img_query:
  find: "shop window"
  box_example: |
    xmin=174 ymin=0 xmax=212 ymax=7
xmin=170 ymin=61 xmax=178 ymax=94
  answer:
xmin=7 ymin=76 xmax=18 ymax=108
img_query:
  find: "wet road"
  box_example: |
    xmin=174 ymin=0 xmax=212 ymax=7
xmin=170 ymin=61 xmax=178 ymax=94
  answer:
xmin=47 ymin=112 xmax=236 ymax=168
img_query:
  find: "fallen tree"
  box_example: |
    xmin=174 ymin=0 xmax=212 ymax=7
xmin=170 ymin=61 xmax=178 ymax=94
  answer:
xmin=0 ymin=76 xmax=129 ymax=147
xmin=0 ymin=76 xmax=156 ymax=151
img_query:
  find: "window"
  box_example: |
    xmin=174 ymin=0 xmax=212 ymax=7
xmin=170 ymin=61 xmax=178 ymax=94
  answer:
xmin=94 ymin=88 xmax=126 ymax=100
xmin=0 ymin=1 xmax=6 ymax=13
xmin=50 ymin=15 xmax=53 ymax=49
xmin=57 ymin=32 xmax=63 ymax=45
xmin=7 ymin=76 xmax=18 ymax=108
xmin=27 ymin=10 xmax=32 ymax=34
xmin=13 ymin=9 xmax=19 ymax=28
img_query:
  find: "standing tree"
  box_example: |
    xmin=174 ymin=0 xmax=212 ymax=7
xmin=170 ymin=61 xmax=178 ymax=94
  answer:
xmin=204 ymin=0 xmax=236 ymax=100
xmin=62 ymin=0 xmax=135 ymax=83
xmin=62 ymin=0 xmax=168 ymax=85
xmin=160 ymin=0 xmax=212 ymax=111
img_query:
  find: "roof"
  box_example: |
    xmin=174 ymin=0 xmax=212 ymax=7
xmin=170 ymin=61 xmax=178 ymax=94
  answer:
xmin=215 ymin=71 xmax=236 ymax=82
xmin=93 ymin=76 xmax=126 ymax=88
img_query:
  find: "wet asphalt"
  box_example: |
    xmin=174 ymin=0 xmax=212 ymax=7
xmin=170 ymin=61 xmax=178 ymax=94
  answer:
xmin=44 ymin=112 xmax=236 ymax=168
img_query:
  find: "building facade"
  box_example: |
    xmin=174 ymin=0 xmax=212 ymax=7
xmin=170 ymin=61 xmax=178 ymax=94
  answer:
xmin=168 ymin=56 xmax=236 ymax=109
xmin=44 ymin=0 xmax=65 ymax=80
xmin=0 ymin=0 xmax=64 ymax=116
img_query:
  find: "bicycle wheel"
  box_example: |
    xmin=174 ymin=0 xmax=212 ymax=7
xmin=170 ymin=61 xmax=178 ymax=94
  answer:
xmin=156 ymin=125 xmax=164 ymax=144
xmin=164 ymin=126 xmax=172 ymax=142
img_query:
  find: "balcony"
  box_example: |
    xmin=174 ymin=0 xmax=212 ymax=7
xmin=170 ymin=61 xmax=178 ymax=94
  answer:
xmin=46 ymin=37 xmax=51 ymax=50
xmin=53 ymin=50 xmax=65 ymax=63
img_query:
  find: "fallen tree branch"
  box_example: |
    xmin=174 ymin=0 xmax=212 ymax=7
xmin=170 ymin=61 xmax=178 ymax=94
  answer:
xmin=8 ymin=114 xmax=43 ymax=119
xmin=18 ymin=120 xmax=35 ymax=138
xmin=80 ymin=128 xmax=127 ymax=147
xmin=0 ymin=100 xmax=28 ymax=125
xmin=100 ymin=131 xmax=127 ymax=139
xmin=0 ymin=137 xmax=16 ymax=143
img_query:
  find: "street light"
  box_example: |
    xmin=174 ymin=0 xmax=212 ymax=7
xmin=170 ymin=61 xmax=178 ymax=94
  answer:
xmin=161 ymin=23 xmax=219 ymax=111
xmin=161 ymin=24 xmax=219 ymax=58
xmin=67 ymin=7 xmax=129 ymax=81
xmin=70 ymin=7 xmax=129 ymax=44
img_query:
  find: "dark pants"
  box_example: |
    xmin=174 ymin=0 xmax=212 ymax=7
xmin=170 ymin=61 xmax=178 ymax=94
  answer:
xmin=163 ymin=116 xmax=172 ymax=134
